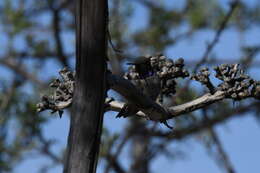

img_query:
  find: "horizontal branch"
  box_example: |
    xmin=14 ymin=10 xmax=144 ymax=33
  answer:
xmin=106 ymin=90 xmax=238 ymax=120
xmin=37 ymin=58 xmax=260 ymax=124
xmin=37 ymin=89 xmax=235 ymax=121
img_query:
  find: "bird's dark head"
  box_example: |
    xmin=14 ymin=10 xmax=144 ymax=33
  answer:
xmin=127 ymin=56 xmax=154 ymax=79
xmin=127 ymin=56 xmax=150 ymax=65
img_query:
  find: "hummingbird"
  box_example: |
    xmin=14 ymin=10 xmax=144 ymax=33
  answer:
xmin=117 ymin=57 xmax=161 ymax=117
xmin=117 ymin=56 xmax=156 ymax=117
xmin=127 ymin=56 xmax=154 ymax=79
xmin=116 ymin=75 xmax=162 ymax=117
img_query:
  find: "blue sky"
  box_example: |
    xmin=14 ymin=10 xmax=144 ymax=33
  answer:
xmin=1 ymin=0 xmax=259 ymax=173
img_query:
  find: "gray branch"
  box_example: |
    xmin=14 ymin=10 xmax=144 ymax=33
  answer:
xmin=37 ymin=55 xmax=260 ymax=122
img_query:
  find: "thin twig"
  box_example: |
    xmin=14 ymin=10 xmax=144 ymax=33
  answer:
xmin=0 ymin=58 xmax=45 ymax=87
xmin=193 ymin=1 xmax=240 ymax=73
xmin=209 ymin=128 xmax=236 ymax=173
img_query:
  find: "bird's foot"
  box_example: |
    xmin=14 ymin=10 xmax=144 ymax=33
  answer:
xmin=161 ymin=120 xmax=173 ymax=129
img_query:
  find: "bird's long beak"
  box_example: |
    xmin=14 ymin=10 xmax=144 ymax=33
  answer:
xmin=126 ymin=62 xmax=135 ymax=65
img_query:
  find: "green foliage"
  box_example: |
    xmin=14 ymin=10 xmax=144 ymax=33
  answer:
xmin=186 ymin=0 xmax=225 ymax=29
xmin=2 ymin=0 xmax=32 ymax=36
xmin=0 ymin=82 xmax=48 ymax=172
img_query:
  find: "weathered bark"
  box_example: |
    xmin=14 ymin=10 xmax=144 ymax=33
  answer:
xmin=63 ymin=0 xmax=108 ymax=173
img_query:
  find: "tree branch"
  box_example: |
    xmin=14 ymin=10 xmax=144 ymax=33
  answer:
xmin=193 ymin=0 xmax=240 ymax=73
xmin=37 ymin=56 xmax=260 ymax=123
xmin=0 ymin=58 xmax=45 ymax=86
